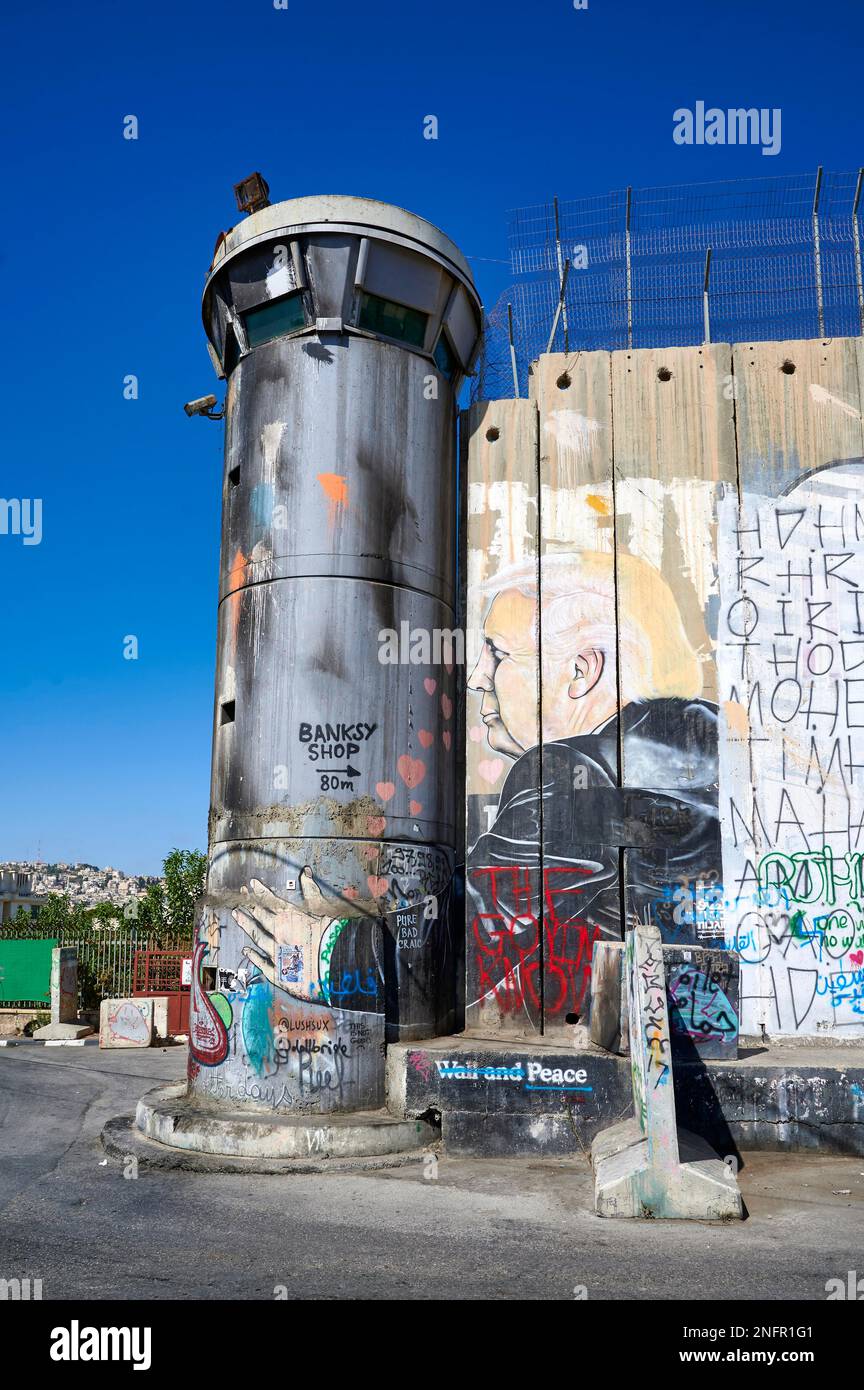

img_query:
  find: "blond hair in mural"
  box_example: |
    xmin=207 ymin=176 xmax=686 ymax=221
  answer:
xmin=479 ymin=549 xmax=702 ymax=707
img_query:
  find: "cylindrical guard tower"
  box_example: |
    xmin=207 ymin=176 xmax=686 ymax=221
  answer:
xmin=188 ymin=194 xmax=480 ymax=1116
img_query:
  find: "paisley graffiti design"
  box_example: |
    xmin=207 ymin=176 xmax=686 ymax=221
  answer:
xmin=189 ymin=941 xmax=229 ymax=1066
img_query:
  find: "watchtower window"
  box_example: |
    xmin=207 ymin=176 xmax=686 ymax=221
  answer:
xmin=433 ymin=330 xmax=456 ymax=381
xmin=219 ymin=700 xmax=236 ymax=725
xmin=243 ymin=292 xmax=306 ymax=348
xmin=357 ymin=292 xmax=428 ymax=348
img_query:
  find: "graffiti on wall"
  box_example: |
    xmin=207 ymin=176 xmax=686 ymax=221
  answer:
xmin=189 ymin=844 xmax=454 ymax=1110
xmin=466 ymin=355 xmax=864 ymax=1043
xmin=718 ymin=461 xmax=864 ymax=1036
xmin=466 ymin=548 xmax=722 ymax=1031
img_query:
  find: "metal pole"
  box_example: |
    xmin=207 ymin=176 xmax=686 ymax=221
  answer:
xmin=625 ymin=186 xmax=633 ymax=350
xmin=702 ymin=247 xmax=712 ymax=345
xmin=853 ymin=168 xmax=864 ymax=336
xmin=813 ymin=165 xmax=825 ymax=338
xmin=546 ymin=258 xmax=571 ymax=354
xmin=508 ymin=302 xmax=519 ymax=398
xmin=553 ymin=196 xmax=569 ymax=354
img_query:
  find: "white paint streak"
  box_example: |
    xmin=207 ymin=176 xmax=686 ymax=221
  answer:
xmin=542 ymin=409 xmax=604 ymax=468
xmin=809 ymin=383 xmax=862 ymax=421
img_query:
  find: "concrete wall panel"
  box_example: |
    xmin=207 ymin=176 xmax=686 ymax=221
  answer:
xmin=464 ymin=399 xmax=541 ymax=1035
xmin=535 ymin=352 xmax=616 ymax=1032
xmin=611 ymin=344 xmax=735 ymax=954
xmin=719 ymin=338 xmax=864 ymax=1037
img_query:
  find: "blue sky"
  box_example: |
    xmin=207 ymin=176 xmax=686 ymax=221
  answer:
xmin=2 ymin=0 xmax=862 ymax=874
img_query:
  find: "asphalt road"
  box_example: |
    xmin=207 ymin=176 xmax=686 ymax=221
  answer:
xmin=1 ymin=1039 xmax=863 ymax=1301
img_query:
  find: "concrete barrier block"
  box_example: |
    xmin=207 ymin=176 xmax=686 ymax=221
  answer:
xmin=593 ymin=1117 xmax=741 ymax=1219
xmin=32 ymin=1023 xmax=93 ymax=1041
xmin=51 ymin=947 xmax=78 ymax=1025
xmin=592 ymin=921 xmax=743 ymax=1219
xmin=99 ymin=998 xmax=154 ymax=1048
xmin=133 ymin=996 xmax=170 ymax=1040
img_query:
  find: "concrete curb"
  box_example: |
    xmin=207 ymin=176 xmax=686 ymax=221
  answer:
xmin=135 ymin=1082 xmax=440 ymax=1161
xmin=101 ymin=1115 xmax=438 ymax=1175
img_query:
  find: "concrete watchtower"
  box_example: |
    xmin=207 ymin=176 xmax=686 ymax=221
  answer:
xmin=187 ymin=188 xmax=481 ymax=1118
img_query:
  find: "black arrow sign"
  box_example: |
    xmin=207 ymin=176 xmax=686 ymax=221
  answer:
xmin=319 ymin=764 xmax=361 ymax=778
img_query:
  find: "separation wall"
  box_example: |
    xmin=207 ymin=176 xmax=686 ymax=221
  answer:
xmin=464 ymin=337 xmax=864 ymax=1040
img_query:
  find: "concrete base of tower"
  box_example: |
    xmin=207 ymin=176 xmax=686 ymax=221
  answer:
xmin=133 ymin=1082 xmax=438 ymax=1162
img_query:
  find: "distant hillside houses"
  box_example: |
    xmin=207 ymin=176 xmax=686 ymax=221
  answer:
xmin=0 ymin=861 xmax=160 ymax=920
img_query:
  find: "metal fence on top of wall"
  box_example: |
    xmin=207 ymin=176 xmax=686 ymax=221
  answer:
xmin=472 ymin=169 xmax=864 ymax=401
xmin=0 ymin=923 xmax=192 ymax=1009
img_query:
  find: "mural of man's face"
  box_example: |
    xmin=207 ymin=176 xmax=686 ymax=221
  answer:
xmin=468 ymin=587 xmax=613 ymax=757
xmin=468 ymin=590 xmax=537 ymax=757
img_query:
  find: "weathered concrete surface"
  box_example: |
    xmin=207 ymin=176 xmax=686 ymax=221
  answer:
xmin=611 ymin=346 xmax=734 ymax=945
xmin=136 ymin=1082 xmax=436 ymax=1160
xmin=389 ymin=1036 xmax=864 ymax=1156
xmin=591 ymin=939 xmax=739 ymax=1059
xmin=0 ymin=1008 xmax=40 ymax=1037
xmin=677 ymin=1046 xmax=864 ymax=1154
xmin=535 ymin=352 xmax=616 ymax=1034
xmin=32 ymin=1022 xmax=93 ymax=1041
xmin=50 ymin=947 xmax=78 ymax=1025
xmin=389 ymin=1033 xmax=632 ymax=1158
xmin=103 ymin=1114 xmax=436 ymax=1175
xmin=2 ymin=1041 xmax=864 ymax=1299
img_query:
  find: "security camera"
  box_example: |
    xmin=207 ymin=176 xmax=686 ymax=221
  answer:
xmin=183 ymin=394 xmax=223 ymax=419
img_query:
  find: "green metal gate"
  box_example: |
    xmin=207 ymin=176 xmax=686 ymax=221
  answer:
xmin=0 ymin=938 xmax=58 ymax=1006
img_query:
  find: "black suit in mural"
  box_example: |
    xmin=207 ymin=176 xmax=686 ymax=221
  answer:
xmin=467 ymin=697 xmax=723 ymax=1020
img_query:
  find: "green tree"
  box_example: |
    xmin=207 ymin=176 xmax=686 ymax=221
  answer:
xmin=135 ymin=879 xmax=166 ymax=934
xmin=162 ymin=849 xmax=206 ymax=934
xmin=88 ymin=901 xmax=122 ymax=928
xmin=30 ymin=893 xmax=75 ymax=932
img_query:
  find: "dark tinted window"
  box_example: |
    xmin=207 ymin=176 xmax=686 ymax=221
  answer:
xmin=244 ymin=293 xmax=306 ymax=348
xmin=357 ymin=292 xmax=428 ymax=348
xmin=433 ymin=331 xmax=456 ymax=380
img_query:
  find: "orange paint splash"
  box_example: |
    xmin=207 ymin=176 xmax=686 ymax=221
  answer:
xmin=317 ymin=472 xmax=348 ymax=504
xmin=228 ymin=548 xmax=246 ymax=653
xmin=317 ymin=472 xmax=348 ymax=527
xmin=586 ymin=493 xmax=611 ymax=515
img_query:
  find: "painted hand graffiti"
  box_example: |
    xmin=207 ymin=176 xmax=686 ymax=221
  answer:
xmin=231 ymin=868 xmax=335 ymax=1004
